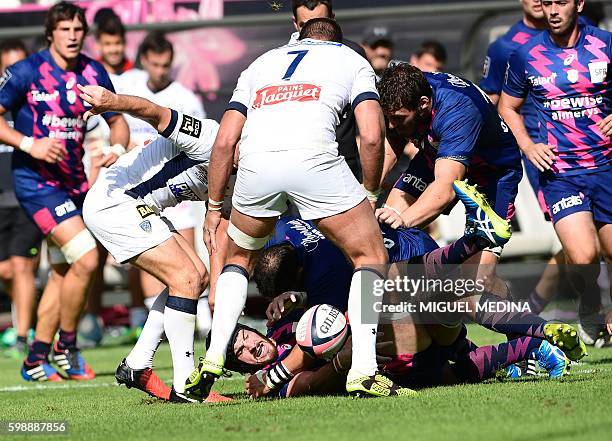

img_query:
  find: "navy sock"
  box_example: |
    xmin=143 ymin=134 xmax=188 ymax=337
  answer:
xmin=58 ymin=329 xmax=77 ymax=349
xmin=27 ymin=340 xmax=51 ymax=364
xmin=475 ymin=293 xmax=547 ymax=338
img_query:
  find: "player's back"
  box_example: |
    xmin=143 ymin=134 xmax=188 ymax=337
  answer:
xmin=233 ymin=39 xmax=377 ymax=156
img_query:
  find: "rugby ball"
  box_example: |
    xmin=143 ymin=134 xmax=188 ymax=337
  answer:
xmin=296 ymin=304 xmax=348 ymax=360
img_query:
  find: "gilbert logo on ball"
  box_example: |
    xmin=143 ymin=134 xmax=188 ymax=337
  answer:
xmin=296 ymin=304 xmax=348 ymax=360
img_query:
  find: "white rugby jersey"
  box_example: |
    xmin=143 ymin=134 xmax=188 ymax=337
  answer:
xmin=119 ymin=69 xmax=207 ymax=147
xmin=228 ymin=38 xmax=378 ymax=156
xmin=101 ymin=111 xmax=219 ymax=212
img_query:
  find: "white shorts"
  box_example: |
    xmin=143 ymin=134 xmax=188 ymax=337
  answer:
xmin=160 ymin=201 xmax=198 ymax=231
xmin=83 ymin=184 xmax=174 ymax=264
xmin=232 ymin=150 xmax=365 ymax=220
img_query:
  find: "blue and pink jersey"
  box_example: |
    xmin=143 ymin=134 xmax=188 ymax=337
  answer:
xmin=503 ymin=25 xmax=611 ymax=176
xmin=0 ymin=49 xmax=117 ymax=195
xmin=480 ymin=20 xmax=542 ymax=139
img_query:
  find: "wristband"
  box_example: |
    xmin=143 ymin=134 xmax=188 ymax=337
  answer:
xmin=362 ymin=185 xmax=382 ymax=202
xmin=102 ymin=144 xmax=127 ymax=156
xmin=265 ymin=362 xmax=293 ymax=389
xmin=19 ymin=136 xmax=34 ymax=154
xmin=208 ymin=197 xmax=224 ymax=206
xmin=382 ymin=204 xmax=402 ymax=217
xmin=207 ymin=204 xmax=222 ymax=212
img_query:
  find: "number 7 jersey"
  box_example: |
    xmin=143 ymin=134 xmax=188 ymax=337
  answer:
xmin=226 ymin=38 xmax=379 ymax=156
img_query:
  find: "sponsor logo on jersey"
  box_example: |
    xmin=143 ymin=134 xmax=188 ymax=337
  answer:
xmin=54 ymin=199 xmax=77 ymax=217
xmin=588 ymin=61 xmax=607 ymax=84
xmin=567 ymin=69 xmax=579 ymax=84
xmin=529 ymin=72 xmax=557 ymax=86
xmin=551 ymin=194 xmax=583 ymax=215
xmin=179 ymin=115 xmax=202 ymax=138
xmin=169 ymin=182 xmax=198 ymax=202
xmin=0 ymin=70 xmax=12 ymax=91
xmin=563 ymin=53 xmax=576 ymax=66
xmin=31 ymin=90 xmax=60 ymax=102
xmin=139 ymin=220 xmax=152 ymax=233
xmin=445 ymin=74 xmax=469 ymax=88
xmin=401 ymin=173 xmax=428 ymax=193
xmin=252 ymin=83 xmax=321 ymax=109
xmin=287 ymin=218 xmax=325 ymax=252
xmin=136 ymin=204 xmax=155 ymax=219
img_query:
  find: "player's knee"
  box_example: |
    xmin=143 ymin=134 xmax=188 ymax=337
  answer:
xmin=71 ymin=247 xmax=100 ymax=276
xmin=10 ymin=257 xmax=35 ymax=275
xmin=61 ymin=229 xmax=98 ymax=268
xmin=565 ymin=248 xmax=598 ymax=265
xmin=169 ymin=267 xmax=205 ymax=299
xmin=0 ymin=262 xmax=14 ymax=281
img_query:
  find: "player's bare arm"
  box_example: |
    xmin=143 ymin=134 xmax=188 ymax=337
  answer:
xmin=498 ymin=91 xmax=555 ymax=172
xmin=354 ymin=100 xmax=385 ymax=206
xmin=204 ymin=109 xmax=245 ymax=253
xmin=0 ymin=105 xmax=67 ymax=163
xmin=78 ymin=84 xmax=172 ymax=133
xmin=378 ymin=159 xmax=465 ymax=229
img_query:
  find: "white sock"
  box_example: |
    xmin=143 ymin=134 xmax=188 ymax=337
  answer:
xmin=206 ymin=266 xmax=248 ymax=363
xmin=196 ymin=296 xmax=212 ymax=338
xmin=347 ymin=269 xmax=381 ymax=378
xmin=129 ymin=307 xmax=148 ymax=329
xmin=144 ymin=295 xmax=159 ymax=311
xmin=164 ymin=296 xmax=197 ymax=393
xmin=11 ymin=302 xmax=17 ymax=330
xmin=126 ymin=289 xmax=168 ymax=369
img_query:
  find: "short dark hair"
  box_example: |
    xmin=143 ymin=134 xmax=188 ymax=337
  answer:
xmin=253 ymin=243 xmax=300 ymax=300
xmin=0 ymin=39 xmax=27 ymax=56
xmin=415 ymin=40 xmax=447 ymax=64
xmin=45 ymin=1 xmax=88 ymax=42
xmin=138 ymin=31 xmax=173 ymax=60
xmin=95 ymin=13 xmax=126 ymax=40
xmin=299 ymin=17 xmax=343 ymax=43
xmin=291 ymin=0 xmax=333 ymax=19
xmin=378 ymin=63 xmax=432 ymax=113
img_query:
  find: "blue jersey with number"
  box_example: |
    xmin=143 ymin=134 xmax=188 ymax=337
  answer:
xmin=265 ymin=216 xmax=439 ymax=311
xmin=503 ymin=25 xmax=611 ymax=175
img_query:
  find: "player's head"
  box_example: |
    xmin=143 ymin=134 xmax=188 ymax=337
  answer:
xmin=292 ymin=0 xmax=334 ymax=32
xmin=207 ymin=323 xmax=278 ymax=374
xmin=0 ymin=39 xmax=27 ymax=74
xmin=253 ymin=243 xmax=301 ymax=301
xmin=378 ymin=63 xmax=433 ymax=140
xmin=361 ymin=25 xmax=394 ymax=76
xmin=139 ymin=31 xmax=174 ymax=90
xmin=521 ymin=0 xmax=546 ymax=22
xmin=542 ymin=0 xmax=584 ymax=37
xmin=298 ymin=17 xmax=343 ymax=43
xmin=409 ymin=40 xmax=447 ymax=73
xmin=45 ymin=1 xmax=88 ymax=60
xmin=95 ymin=13 xmax=127 ymax=71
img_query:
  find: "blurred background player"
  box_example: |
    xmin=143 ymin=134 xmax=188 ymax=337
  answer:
xmin=361 ymin=25 xmax=394 ymax=78
xmin=0 ymin=2 xmax=129 ymax=381
xmin=0 ymin=39 xmax=42 ymax=359
xmin=409 ymin=40 xmax=447 ymax=73
xmin=289 ymin=0 xmax=365 ymax=181
xmin=118 ymin=32 xmax=209 ymax=334
xmin=499 ymin=0 xmax=611 ymax=344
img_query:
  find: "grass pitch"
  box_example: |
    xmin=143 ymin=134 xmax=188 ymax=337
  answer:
xmin=1 ymin=326 xmax=611 ymax=441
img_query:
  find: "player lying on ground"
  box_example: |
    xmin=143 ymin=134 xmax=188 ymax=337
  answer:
xmin=79 ymin=85 xmax=232 ymax=402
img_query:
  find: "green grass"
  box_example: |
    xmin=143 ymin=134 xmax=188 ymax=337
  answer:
xmin=0 ymin=326 xmax=611 ymax=441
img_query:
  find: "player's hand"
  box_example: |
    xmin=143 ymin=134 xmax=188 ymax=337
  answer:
xmin=605 ymin=309 xmax=612 ymax=336
xmin=204 ymin=210 xmax=222 ymax=254
xmin=245 ymin=370 xmax=273 ymax=399
xmin=78 ymin=84 xmax=117 ymax=120
xmin=93 ymin=152 xmax=120 ymax=168
xmin=596 ymin=114 xmax=612 ymax=137
xmin=265 ymin=291 xmax=303 ymax=326
xmin=523 ymin=142 xmax=555 ymax=172
xmin=29 ymin=137 xmax=68 ymax=164
xmin=375 ymin=206 xmax=405 ymax=229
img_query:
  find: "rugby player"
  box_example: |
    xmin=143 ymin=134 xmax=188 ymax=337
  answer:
xmin=187 ymin=18 xmax=411 ymax=400
xmin=375 ymin=65 xmax=523 ymax=297
xmin=0 ymin=40 xmax=41 ymax=359
xmin=0 ymin=2 xmax=129 ymax=381
xmin=498 ymin=0 xmax=611 ymax=339
xmin=78 ymin=83 xmax=223 ymax=402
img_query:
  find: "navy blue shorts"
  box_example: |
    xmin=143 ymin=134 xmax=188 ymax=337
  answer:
xmin=13 ymin=169 xmax=86 ymax=236
xmin=394 ymin=150 xmax=522 ymax=221
xmin=540 ymin=167 xmax=612 ymax=225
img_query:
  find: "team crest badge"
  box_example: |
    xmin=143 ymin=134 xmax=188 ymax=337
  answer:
xmin=588 ymin=61 xmax=607 ymax=84
xmin=139 ymin=220 xmax=152 ymax=233
xmin=566 ymin=69 xmax=579 ymax=84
